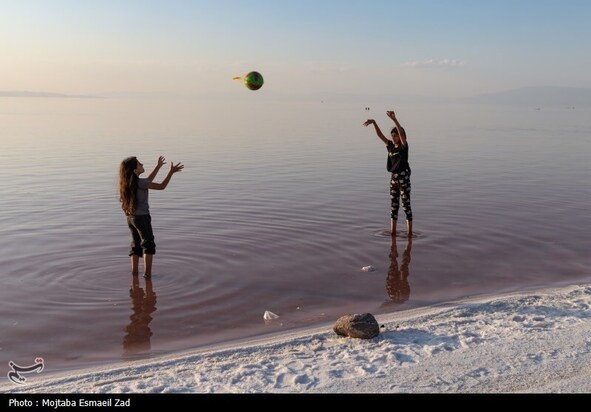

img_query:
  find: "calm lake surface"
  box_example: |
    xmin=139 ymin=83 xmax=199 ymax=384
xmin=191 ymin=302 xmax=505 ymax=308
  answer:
xmin=1 ymin=96 xmax=590 ymax=372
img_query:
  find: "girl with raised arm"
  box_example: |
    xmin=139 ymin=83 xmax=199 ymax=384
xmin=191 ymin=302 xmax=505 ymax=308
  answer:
xmin=119 ymin=156 xmax=184 ymax=278
xmin=364 ymin=111 xmax=413 ymax=237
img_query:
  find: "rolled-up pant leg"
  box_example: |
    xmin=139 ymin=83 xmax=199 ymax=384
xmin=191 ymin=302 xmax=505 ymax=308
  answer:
xmin=127 ymin=215 xmax=156 ymax=256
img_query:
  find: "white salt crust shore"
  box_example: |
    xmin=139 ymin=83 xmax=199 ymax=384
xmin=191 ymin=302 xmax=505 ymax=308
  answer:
xmin=3 ymin=283 xmax=591 ymax=393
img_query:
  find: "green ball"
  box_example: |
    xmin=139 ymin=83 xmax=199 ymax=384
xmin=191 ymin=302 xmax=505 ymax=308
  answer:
xmin=244 ymin=71 xmax=264 ymax=90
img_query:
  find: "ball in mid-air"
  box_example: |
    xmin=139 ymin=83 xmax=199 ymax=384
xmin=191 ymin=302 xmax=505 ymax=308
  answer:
xmin=244 ymin=71 xmax=264 ymax=90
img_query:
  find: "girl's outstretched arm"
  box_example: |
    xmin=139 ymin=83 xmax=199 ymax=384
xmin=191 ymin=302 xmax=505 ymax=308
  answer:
xmin=147 ymin=156 xmax=166 ymax=182
xmin=363 ymin=119 xmax=390 ymax=145
xmin=149 ymin=162 xmax=184 ymax=190
xmin=386 ymin=111 xmax=407 ymax=146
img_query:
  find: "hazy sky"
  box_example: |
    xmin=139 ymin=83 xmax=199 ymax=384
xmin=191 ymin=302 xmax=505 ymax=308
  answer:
xmin=2 ymin=0 xmax=590 ymax=97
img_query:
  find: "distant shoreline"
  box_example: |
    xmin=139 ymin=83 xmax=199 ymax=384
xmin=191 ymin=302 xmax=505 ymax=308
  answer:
xmin=2 ymin=86 xmax=591 ymax=105
xmin=0 ymin=91 xmax=101 ymax=99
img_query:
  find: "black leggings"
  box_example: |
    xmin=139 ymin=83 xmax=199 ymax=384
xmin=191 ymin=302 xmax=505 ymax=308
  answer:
xmin=390 ymin=169 xmax=412 ymax=221
xmin=127 ymin=214 xmax=156 ymax=256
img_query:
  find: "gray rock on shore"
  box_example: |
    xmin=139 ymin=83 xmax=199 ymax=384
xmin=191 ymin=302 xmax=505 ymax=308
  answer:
xmin=333 ymin=313 xmax=380 ymax=339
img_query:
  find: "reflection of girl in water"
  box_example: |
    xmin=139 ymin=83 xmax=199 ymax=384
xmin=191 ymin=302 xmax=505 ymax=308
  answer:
xmin=385 ymin=237 xmax=412 ymax=305
xmin=123 ymin=277 xmax=157 ymax=356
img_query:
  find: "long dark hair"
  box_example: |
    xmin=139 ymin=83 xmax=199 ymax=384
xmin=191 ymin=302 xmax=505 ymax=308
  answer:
xmin=119 ymin=156 xmax=139 ymax=216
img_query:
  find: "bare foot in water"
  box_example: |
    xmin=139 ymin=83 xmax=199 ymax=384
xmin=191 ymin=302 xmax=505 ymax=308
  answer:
xmin=406 ymin=220 xmax=413 ymax=237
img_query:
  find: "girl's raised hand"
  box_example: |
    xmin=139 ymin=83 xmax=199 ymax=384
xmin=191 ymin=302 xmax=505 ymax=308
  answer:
xmin=386 ymin=111 xmax=396 ymax=120
xmin=157 ymin=156 xmax=167 ymax=168
xmin=170 ymin=162 xmax=184 ymax=173
xmin=363 ymin=119 xmax=375 ymax=127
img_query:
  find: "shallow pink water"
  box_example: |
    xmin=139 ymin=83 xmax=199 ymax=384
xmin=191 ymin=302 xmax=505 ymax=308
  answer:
xmin=1 ymin=97 xmax=590 ymax=373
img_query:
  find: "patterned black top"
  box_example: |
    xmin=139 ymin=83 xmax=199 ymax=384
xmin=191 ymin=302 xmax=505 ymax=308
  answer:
xmin=386 ymin=141 xmax=410 ymax=174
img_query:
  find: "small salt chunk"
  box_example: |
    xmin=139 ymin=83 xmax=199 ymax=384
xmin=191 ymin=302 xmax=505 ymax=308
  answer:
xmin=263 ymin=310 xmax=279 ymax=321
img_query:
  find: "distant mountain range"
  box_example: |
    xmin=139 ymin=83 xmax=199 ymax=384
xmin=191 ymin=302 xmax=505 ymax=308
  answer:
xmin=459 ymin=86 xmax=591 ymax=106
xmin=0 ymin=90 xmax=99 ymax=98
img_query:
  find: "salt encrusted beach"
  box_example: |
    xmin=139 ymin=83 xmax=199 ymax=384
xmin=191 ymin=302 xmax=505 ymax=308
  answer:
xmin=3 ymin=283 xmax=591 ymax=393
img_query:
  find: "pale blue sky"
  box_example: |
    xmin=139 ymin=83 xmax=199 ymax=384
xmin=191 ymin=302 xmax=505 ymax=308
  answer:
xmin=2 ymin=0 xmax=590 ymax=97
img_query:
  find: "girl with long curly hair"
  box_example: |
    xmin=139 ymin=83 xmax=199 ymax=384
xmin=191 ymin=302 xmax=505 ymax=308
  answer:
xmin=119 ymin=156 xmax=184 ymax=278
